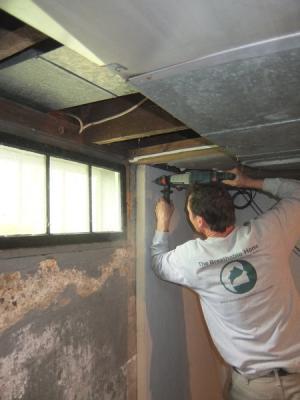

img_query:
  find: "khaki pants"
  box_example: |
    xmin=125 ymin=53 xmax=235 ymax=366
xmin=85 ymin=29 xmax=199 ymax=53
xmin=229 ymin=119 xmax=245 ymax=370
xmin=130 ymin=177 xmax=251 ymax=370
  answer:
xmin=229 ymin=369 xmax=300 ymax=400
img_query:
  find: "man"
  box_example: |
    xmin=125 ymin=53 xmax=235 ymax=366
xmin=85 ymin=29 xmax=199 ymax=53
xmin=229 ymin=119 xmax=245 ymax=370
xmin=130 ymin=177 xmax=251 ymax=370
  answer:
xmin=151 ymin=169 xmax=300 ymax=400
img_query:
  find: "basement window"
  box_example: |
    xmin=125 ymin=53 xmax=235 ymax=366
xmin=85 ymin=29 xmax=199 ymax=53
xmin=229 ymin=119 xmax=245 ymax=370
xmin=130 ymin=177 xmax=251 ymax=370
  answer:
xmin=91 ymin=166 xmax=122 ymax=232
xmin=0 ymin=142 xmax=125 ymax=248
xmin=49 ymin=157 xmax=90 ymax=234
xmin=0 ymin=146 xmax=47 ymax=236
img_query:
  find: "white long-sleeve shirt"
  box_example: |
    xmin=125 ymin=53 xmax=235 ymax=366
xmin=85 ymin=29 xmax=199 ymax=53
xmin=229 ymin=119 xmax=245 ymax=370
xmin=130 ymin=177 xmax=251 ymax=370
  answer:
xmin=151 ymin=178 xmax=300 ymax=378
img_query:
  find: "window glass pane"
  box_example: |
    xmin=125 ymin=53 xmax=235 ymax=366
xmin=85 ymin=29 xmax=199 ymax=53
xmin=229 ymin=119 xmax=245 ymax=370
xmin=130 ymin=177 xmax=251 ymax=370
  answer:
xmin=92 ymin=167 xmax=122 ymax=232
xmin=50 ymin=157 xmax=89 ymax=233
xmin=0 ymin=145 xmax=46 ymax=235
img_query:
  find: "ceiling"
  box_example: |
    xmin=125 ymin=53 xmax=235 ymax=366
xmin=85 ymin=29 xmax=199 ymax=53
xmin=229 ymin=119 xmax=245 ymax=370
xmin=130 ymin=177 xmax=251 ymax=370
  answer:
xmin=0 ymin=1 xmax=300 ymax=174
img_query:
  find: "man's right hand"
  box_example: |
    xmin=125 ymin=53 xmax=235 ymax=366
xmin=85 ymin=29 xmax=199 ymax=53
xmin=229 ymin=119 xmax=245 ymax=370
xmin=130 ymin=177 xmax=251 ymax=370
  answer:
xmin=155 ymin=198 xmax=174 ymax=232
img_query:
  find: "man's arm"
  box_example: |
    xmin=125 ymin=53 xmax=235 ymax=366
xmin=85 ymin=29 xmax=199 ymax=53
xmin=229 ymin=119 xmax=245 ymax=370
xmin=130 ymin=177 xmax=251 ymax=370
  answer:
xmin=224 ymin=168 xmax=300 ymax=251
xmin=151 ymin=198 xmax=190 ymax=285
xmin=155 ymin=198 xmax=174 ymax=232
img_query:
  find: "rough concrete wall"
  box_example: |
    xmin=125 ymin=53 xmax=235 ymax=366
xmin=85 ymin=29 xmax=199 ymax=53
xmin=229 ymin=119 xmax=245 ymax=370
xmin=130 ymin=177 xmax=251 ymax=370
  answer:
xmin=0 ymin=242 xmax=136 ymax=400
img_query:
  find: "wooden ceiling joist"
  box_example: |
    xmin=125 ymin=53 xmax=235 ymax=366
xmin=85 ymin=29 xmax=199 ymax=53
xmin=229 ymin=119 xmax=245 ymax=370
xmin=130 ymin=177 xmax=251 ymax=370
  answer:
xmin=0 ymin=97 xmax=126 ymax=162
xmin=129 ymin=137 xmax=221 ymax=164
xmin=0 ymin=97 xmax=80 ymax=141
xmin=65 ymin=94 xmax=187 ymax=144
xmin=0 ymin=25 xmax=47 ymax=61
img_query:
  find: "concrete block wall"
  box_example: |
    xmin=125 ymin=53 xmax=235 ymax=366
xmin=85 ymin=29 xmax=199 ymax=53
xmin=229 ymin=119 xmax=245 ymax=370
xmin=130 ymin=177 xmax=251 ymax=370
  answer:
xmin=0 ymin=241 xmax=136 ymax=400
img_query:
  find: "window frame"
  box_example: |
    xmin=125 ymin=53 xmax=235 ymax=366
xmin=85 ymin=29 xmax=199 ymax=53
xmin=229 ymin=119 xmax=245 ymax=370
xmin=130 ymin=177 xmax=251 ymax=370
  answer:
xmin=0 ymin=134 xmax=126 ymax=249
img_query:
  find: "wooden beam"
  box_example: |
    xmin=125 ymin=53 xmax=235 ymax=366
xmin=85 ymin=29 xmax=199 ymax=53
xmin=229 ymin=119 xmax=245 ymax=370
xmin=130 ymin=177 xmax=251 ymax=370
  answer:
xmin=0 ymin=26 xmax=47 ymax=61
xmin=128 ymin=138 xmax=224 ymax=164
xmin=0 ymin=97 xmax=126 ymax=162
xmin=131 ymin=148 xmax=229 ymax=165
xmin=65 ymin=94 xmax=187 ymax=144
xmin=130 ymin=138 xmax=211 ymax=158
xmin=0 ymin=97 xmax=81 ymax=142
xmin=129 ymin=138 xmax=300 ymax=178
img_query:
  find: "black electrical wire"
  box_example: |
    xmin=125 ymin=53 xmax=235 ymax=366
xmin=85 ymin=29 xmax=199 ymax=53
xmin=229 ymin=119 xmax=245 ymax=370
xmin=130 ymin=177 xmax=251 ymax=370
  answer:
xmin=250 ymin=196 xmax=264 ymax=214
xmin=231 ymin=189 xmax=256 ymax=210
xmin=230 ymin=188 xmax=300 ymax=258
xmin=294 ymin=246 xmax=300 ymax=254
xmin=293 ymin=248 xmax=300 ymax=259
xmin=241 ymin=191 xmax=264 ymax=215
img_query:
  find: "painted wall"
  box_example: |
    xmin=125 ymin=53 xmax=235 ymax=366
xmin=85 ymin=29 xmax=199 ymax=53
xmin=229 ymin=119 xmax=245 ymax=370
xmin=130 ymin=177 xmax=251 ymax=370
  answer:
xmin=137 ymin=165 xmax=225 ymax=400
xmin=137 ymin=169 xmax=300 ymax=400
xmin=0 ymin=241 xmax=136 ymax=400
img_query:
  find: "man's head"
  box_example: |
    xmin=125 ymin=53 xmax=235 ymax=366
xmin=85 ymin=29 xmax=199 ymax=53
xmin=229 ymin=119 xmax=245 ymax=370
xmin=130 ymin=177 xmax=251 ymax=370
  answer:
xmin=187 ymin=183 xmax=235 ymax=235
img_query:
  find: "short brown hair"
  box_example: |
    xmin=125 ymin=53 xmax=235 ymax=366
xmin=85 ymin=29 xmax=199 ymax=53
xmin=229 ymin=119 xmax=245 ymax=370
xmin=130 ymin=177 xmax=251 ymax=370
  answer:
xmin=188 ymin=183 xmax=235 ymax=232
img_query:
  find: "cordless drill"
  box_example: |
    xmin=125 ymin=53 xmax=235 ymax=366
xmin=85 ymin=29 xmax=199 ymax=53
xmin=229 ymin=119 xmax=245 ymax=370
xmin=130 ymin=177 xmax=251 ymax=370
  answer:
xmin=154 ymin=170 xmax=236 ymax=203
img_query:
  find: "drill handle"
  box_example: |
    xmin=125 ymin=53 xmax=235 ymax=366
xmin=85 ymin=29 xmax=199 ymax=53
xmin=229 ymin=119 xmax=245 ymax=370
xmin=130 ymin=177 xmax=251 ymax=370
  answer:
xmin=221 ymin=171 xmax=236 ymax=181
xmin=161 ymin=185 xmax=172 ymax=203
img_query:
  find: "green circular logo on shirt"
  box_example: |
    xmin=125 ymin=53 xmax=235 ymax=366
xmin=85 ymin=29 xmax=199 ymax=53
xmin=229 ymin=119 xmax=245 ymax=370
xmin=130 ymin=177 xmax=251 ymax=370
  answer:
xmin=220 ymin=260 xmax=257 ymax=294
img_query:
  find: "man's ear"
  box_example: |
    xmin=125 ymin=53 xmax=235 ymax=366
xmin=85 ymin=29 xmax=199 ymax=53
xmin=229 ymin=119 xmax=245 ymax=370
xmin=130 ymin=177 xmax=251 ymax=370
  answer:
xmin=194 ymin=215 xmax=205 ymax=232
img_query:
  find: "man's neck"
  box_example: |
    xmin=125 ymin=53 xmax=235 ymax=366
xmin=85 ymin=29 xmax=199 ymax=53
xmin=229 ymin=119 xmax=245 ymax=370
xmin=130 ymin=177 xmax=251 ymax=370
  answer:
xmin=204 ymin=225 xmax=235 ymax=239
